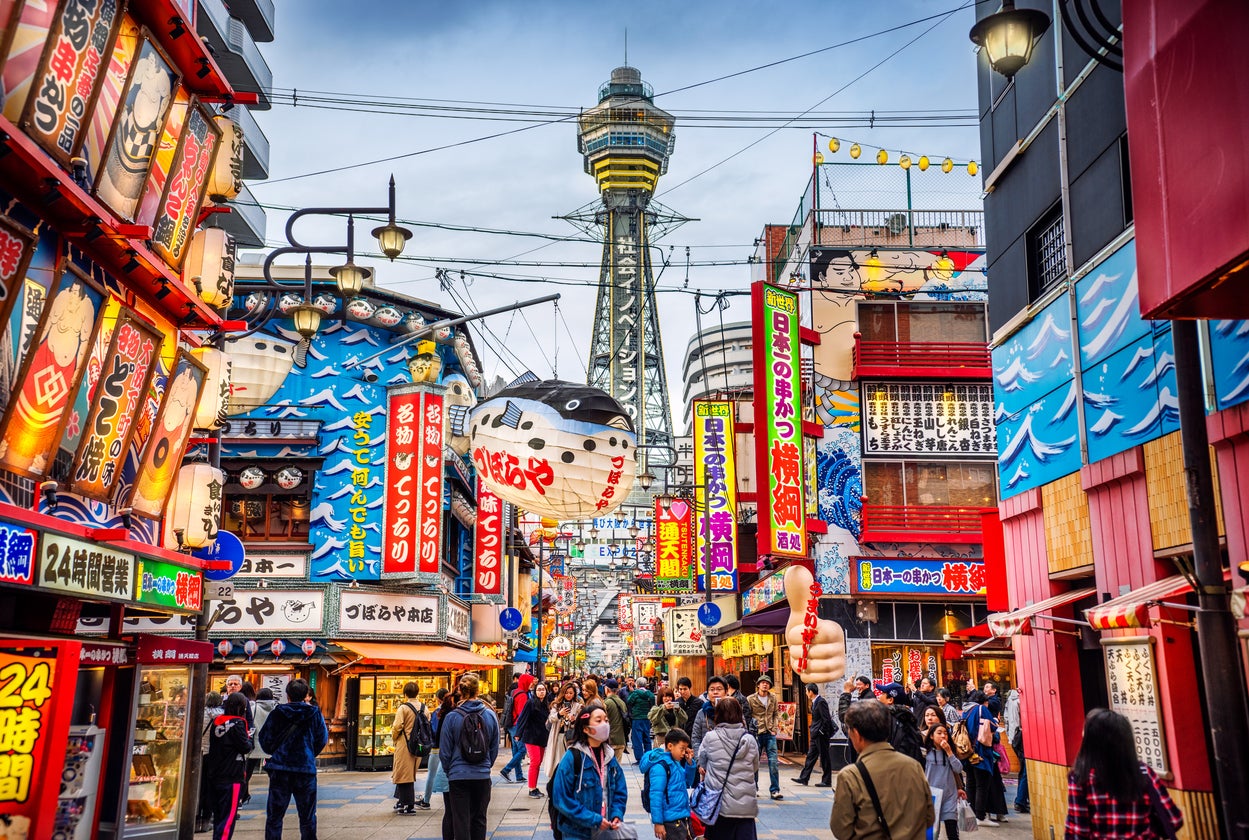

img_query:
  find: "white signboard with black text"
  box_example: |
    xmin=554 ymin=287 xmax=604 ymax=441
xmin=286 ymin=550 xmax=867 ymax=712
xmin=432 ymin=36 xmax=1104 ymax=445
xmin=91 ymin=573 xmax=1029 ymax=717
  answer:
xmin=338 ymin=590 xmax=439 ymax=637
xmin=1103 ymin=637 xmax=1168 ymax=774
xmin=233 ymin=554 xmax=308 ymax=579
xmin=447 ymin=600 xmax=471 ymax=644
xmin=862 ymin=382 xmax=995 ymax=456
xmin=211 ymin=589 xmax=326 ymax=635
xmin=665 ymin=607 xmax=706 ymax=656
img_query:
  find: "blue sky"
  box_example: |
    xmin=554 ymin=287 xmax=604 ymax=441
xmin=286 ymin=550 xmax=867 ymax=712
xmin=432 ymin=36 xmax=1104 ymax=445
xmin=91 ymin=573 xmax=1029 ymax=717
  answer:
xmin=248 ymin=0 xmax=987 ymax=413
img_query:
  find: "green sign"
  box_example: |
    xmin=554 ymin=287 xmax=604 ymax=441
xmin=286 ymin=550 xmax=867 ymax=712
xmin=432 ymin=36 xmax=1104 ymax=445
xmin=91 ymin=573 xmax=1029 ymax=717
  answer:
xmin=136 ymin=558 xmax=203 ymax=612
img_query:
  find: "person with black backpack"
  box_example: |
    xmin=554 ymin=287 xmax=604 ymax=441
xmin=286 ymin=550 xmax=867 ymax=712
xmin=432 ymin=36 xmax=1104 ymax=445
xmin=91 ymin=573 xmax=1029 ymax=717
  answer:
xmin=877 ymin=682 xmax=925 ymax=765
xmin=439 ymin=673 xmax=500 ymax=840
xmin=390 ymin=681 xmax=431 ymax=815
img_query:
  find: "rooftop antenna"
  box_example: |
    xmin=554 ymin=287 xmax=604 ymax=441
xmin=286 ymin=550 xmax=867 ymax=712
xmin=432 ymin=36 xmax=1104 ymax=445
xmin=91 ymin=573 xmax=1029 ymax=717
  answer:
xmin=624 ymin=28 xmax=628 ymax=65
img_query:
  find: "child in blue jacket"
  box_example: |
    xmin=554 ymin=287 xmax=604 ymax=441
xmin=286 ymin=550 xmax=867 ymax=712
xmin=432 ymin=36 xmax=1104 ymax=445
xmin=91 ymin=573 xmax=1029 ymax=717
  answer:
xmin=551 ymin=705 xmax=628 ymax=840
xmin=639 ymin=728 xmax=695 ymax=840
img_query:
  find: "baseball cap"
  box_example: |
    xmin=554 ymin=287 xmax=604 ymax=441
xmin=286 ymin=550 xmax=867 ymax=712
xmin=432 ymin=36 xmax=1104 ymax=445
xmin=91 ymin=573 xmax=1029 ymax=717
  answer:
xmin=880 ymin=682 xmax=906 ymax=700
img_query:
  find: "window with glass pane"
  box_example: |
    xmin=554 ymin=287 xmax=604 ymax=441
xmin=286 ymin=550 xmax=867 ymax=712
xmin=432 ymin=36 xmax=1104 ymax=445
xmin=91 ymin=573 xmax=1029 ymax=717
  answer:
xmin=858 ymin=303 xmax=897 ymax=342
xmin=897 ymin=303 xmax=987 ymax=343
xmin=907 ymin=462 xmax=951 ymax=506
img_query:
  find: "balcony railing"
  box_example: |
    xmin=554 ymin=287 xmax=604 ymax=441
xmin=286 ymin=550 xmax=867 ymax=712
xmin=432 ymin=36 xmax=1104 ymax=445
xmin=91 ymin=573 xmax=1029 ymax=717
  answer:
xmin=860 ymin=501 xmax=986 ymax=545
xmin=853 ymin=335 xmax=991 ymax=379
xmin=815 ymin=209 xmax=984 ymax=248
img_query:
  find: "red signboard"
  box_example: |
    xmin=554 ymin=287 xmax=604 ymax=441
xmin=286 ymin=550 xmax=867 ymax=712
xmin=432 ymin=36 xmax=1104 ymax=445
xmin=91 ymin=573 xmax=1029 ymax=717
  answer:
xmin=382 ymin=389 xmax=421 ymax=576
xmin=151 ymin=101 xmax=220 ymax=269
xmin=416 ymin=392 xmax=445 ymax=574
xmin=134 ymin=634 xmax=213 ymax=664
xmin=654 ymin=496 xmax=693 ymax=591
xmin=473 ymin=486 xmax=504 ymax=594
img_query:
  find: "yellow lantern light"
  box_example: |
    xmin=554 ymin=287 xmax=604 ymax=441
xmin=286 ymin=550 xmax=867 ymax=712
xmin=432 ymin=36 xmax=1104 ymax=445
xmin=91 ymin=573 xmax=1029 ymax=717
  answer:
xmin=849 ymin=143 xmax=862 ymax=159
xmin=941 ymin=158 xmax=955 ymax=173
xmin=813 ymin=152 xmax=824 ymax=166
xmin=828 ymin=137 xmax=840 ymax=153
xmin=182 ymin=227 xmax=236 ymax=309
xmin=899 ymin=154 xmax=912 ymax=170
xmin=876 ymin=149 xmax=888 ymax=165
xmin=163 ymin=463 xmax=225 ymax=550
xmin=968 ymin=160 xmax=980 ymax=176
xmin=206 ymin=115 xmax=244 ymax=202
xmin=191 ymin=347 xmax=232 ymax=430
xmin=290 ymin=303 xmax=322 ymax=340
xmin=918 ymin=155 xmax=930 ymax=171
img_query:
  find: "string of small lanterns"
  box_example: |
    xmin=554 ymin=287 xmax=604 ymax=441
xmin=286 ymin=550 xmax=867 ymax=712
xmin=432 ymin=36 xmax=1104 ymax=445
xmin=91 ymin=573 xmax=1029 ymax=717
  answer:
xmin=813 ymin=133 xmax=979 ymax=176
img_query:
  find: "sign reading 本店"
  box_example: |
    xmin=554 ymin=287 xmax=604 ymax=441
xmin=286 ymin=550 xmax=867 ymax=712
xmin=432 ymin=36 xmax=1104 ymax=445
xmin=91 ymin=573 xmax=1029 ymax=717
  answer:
xmin=753 ymin=282 xmax=807 ymax=559
xmin=415 ymin=392 xmax=446 ymax=574
xmin=135 ymin=558 xmax=203 ymax=613
xmin=38 ymin=533 xmax=133 ymax=601
xmin=338 ymin=590 xmax=439 ymax=637
xmin=473 ymin=486 xmax=504 ymax=594
xmin=383 ymin=388 xmax=422 ymax=576
xmin=693 ymin=400 xmax=738 ymax=592
xmin=0 ymin=521 xmax=38 ymax=586
xmin=1103 ymin=638 xmax=1168 ymax=774
xmin=851 ymin=557 xmax=986 ymax=596
xmin=862 ymin=382 xmax=996 ymax=456
xmin=654 ymin=497 xmax=693 ymax=593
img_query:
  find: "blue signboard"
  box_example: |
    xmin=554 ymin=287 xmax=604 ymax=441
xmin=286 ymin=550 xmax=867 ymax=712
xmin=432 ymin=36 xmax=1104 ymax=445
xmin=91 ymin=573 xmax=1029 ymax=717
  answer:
xmin=851 ymin=557 xmax=986 ymax=596
xmin=499 ymin=607 xmax=523 ymax=632
xmin=697 ymin=602 xmax=722 ymax=627
xmin=196 ymin=530 xmax=246 ymax=581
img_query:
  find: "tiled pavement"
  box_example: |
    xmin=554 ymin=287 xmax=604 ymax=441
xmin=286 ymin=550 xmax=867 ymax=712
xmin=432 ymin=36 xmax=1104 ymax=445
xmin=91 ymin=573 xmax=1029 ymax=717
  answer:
xmin=211 ymin=752 xmax=1034 ymax=839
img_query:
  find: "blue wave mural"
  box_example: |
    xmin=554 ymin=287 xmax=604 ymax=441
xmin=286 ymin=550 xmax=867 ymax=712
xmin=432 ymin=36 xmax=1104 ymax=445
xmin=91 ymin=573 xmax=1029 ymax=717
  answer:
xmin=1075 ymin=240 xmax=1148 ymax=369
xmin=816 ymin=428 xmax=863 ymax=540
xmin=1209 ymin=319 xmax=1249 ymax=411
xmin=996 ymin=381 xmax=1081 ymax=498
xmin=992 ymin=295 xmax=1075 ymax=417
xmin=1082 ymin=328 xmax=1180 ymax=463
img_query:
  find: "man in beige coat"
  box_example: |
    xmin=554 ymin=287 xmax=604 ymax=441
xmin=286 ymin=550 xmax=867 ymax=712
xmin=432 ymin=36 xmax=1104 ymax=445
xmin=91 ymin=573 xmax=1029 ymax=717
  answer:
xmin=831 ymin=702 xmax=934 ymax=840
xmin=391 ymin=682 xmax=424 ymax=815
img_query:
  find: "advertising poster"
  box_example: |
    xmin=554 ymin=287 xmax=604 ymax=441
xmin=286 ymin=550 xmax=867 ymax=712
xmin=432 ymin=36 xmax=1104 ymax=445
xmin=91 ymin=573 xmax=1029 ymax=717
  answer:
xmin=775 ymin=702 xmax=797 ymax=741
xmin=81 ymin=14 xmax=139 ymax=182
xmin=0 ymin=265 xmax=106 ymax=479
xmin=0 ymin=644 xmax=73 ymax=830
xmin=135 ymin=558 xmax=203 ymax=613
xmin=69 ymin=310 xmax=160 ymax=500
xmin=692 ymin=400 xmax=738 ymax=592
xmin=415 ymin=391 xmax=445 ymax=574
xmin=473 ymin=486 xmax=504 ymax=595
xmin=0 ymin=216 xmax=36 ymax=352
xmin=1 ymin=0 xmax=59 ymax=124
xmin=1103 ymin=638 xmax=1168 ymax=774
xmin=135 ymin=86 xmax=190 ymax=228
xmin=22 ymin=0 xmax=124 ymax=165
xmin=150 ymin=101 xmax=220 ymax=269
xmin=94 ymin=36 xmax=178 ymax=221
xmin=753 ymin=282 xmax=806 ymax=559
xmin=127 ymin=349 xmax=207 ymax=518
xmin=381 ymin=388 xmax=420 ymax=577
xmin=654 ymin=495 xmax=693 ymax=593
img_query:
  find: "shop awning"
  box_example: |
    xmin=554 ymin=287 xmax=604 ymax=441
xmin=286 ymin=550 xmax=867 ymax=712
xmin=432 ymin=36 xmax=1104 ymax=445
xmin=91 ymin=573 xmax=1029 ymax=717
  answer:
xmin=943 ymin=624 xmax=1011 ymax=659
xmin=987 ymin=588 xmax=1096 ymax=637
xmin=1085 ymin=573 xmax=1201 ymax=630
xmin=335 ymin=641 xmax=507 ymax=669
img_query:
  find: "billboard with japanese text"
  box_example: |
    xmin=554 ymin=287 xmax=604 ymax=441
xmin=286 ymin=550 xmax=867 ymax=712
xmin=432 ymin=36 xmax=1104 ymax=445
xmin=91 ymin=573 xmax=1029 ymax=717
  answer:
xmin=693 ymin=400 xmax=738 ymax=592
xmin=654 ymin=495 xmax=693 ymax=593
xmin=473 ymin=486 xmax=504 ymax=594
xmin=851 ymin=556 xmax=985 ymax=597
xmin=382 ymin=388 xmax=421 ymax=576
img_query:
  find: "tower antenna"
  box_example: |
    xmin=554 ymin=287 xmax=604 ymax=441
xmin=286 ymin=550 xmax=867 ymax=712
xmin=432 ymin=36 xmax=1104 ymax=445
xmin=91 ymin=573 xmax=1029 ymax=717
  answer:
xmin=624 ymin=28 xmax=628 ymax=65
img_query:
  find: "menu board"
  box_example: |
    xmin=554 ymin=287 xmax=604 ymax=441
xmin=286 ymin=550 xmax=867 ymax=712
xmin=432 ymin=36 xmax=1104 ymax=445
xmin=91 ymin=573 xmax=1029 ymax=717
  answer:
xmin=1103 ymin=638 xmax=1168 ymax=774
xmin=776 ymin=702 xmax=797 ymax=741
xmin=863 ymin=382 xmax=995 ymax=456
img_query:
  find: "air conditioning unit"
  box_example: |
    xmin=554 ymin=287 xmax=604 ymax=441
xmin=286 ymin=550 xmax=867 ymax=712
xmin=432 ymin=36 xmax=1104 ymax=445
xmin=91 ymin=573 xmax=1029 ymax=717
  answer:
xmin=887 ymin=213 xmax=908 ymax=235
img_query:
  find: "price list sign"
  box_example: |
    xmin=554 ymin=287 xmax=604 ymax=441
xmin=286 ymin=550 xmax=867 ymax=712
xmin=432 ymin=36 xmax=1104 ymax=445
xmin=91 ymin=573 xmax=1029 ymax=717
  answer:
xmin=1103 ymin=638 xmax=1168 ymax=774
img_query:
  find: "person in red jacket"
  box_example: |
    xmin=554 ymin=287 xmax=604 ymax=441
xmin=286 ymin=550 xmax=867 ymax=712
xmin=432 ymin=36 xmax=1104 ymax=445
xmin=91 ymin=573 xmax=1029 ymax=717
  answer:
xmin=501 ymin=672 xmax=534 ymax=782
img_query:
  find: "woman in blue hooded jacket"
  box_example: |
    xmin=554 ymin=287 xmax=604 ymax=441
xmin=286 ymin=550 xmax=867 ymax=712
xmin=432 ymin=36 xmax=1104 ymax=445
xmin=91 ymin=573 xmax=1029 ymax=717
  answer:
xmin=551 ymin=704 xmax=628 ymax=840
xmin=962 ymin=691 xmax=1008 ymax=826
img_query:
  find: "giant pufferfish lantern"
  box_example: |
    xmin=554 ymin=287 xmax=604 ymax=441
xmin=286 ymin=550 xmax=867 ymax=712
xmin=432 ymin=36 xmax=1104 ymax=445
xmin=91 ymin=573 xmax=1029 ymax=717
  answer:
xmin=460 ymin=375 xmax=636 ymax=519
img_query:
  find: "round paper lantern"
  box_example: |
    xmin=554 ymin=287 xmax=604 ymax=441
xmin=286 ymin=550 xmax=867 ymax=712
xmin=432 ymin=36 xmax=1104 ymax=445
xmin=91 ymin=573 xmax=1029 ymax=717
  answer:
xmin=301 ymin=639 xmax=317 ymax=658
xmin=239 ymin=466 xmax=265 ymax=489
xmin=469 ymin=379 xmax=636 ymax=519
xmin=191 ymin=347 xmax=232 ymax=430
xmin=243 ymin=639 xmax=259 ymax=658
xmin=346 ymin=297 xmax=375 ymax=320
xmin=270 ymin=639 xmax=286 ymax=658
xmin=217 ymin=640 xmax=233 ymax=658
xmin=313 ymin=293 xmax=338 ymax=315
xmin=433 ymin=325 xmax=451 ymax=341
xmin=275 ymin=466 xmax=303 ymax=489
xmin=164 ymin=463 xmax=225 ymax=550
xmin=373 ymin=306 xmax=401 ymax=327
xmin=243 ymin=292 xmax=267 ymax=315
xmin=277 ymin=293 xmax=302 ymax=314
xmin=402 ymin=312 xmax=426 ymax=332
xmin=182 ymin=227 xmax=236 ymax=309
xmin=206 ymin=115 xmax=244 ymax=202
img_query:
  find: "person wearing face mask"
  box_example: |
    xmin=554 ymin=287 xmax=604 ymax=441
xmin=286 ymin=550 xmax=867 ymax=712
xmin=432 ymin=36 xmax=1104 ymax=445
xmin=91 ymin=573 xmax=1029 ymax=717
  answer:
xmin=550 ymin=705 xmax=628 ymax=840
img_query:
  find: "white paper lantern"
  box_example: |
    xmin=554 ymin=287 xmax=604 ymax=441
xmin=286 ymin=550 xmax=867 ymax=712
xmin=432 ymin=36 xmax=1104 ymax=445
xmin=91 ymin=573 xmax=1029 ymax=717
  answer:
xmin=163 ymin=463 xmax=225 ymax=550
xmin=469 ymin=379 xmax=636 ymax=519
xmin=207 ymin=115 xmax=244 ymax=202
xmin=224 ymin=335 xmax=296 ymax=414
xmin=402 ymin=312 xmax=426 ymax=333
xmin=275 ymin=466 xmax=303 ymax=489
xmin=346 ymin=297 xmax=375 ymax=320
xmin=244 ymin=292 xmax=267 ymax=315
xmin=182 ymin=227 xmax=236 ymax=309
xmin=373 ymin=306 xmax=401 ymax=327
xmin=239 ymin=466 xmax=265 ymax=489
xmin=313 ymin=293 xmax=338 ymax=315
xmin=277 ymin=293 xmax=302 ymax=314
xmin=191 ymin=347 xmax=232 ymax=430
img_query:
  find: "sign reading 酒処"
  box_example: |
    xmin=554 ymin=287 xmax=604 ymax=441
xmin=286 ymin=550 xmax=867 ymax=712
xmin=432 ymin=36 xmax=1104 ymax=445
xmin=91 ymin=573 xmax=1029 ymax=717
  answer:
xmin=135 ymin=558 xmax=203 ymax=613
xmin=473 ymin=486 xmax=504 ymax=595
xmin=862 ymin=382 xmax=996 ymax=456
xmin=654 ymin=496 xmax=693 ymax=593
xmin=38 ymin=533 xmax=133 ymax=601
xmin=693 ymin=400 xmax=738 ymax=592
xmin=1103 ymin=638 xmax=1168 ymax=774
xmin=753 ymin=282 xmax=806 ymax=559
xmin=338 ymin=590 xmax=439 ymax=637
xmin=851 ymin=557 xmax=986 ymax=596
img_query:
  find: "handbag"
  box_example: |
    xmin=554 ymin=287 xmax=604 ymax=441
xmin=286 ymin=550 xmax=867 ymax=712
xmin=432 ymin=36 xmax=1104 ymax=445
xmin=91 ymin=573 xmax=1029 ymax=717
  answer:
xmin=976 ymin=717 xmax=993 ymax=747
xmin=690 ymin=733 xmax=749 ymax=826
xmin=995 ymin=746 xmax=1011 ymax=775
xmin=592 ymin=824 xmax=639 ymax=840
xmin=1141 ymin=766 xmax=1181 ymax=840
xmin=957 ymin=798 xmax=979 ymax=834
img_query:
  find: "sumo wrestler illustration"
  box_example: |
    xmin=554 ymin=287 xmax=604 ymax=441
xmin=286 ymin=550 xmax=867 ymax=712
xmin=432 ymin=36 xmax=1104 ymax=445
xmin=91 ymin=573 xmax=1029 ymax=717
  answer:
xmin=97 ymin=45 xmax=174 ymax=217
xmin=130 ymin=362 xmax=203 ymax=516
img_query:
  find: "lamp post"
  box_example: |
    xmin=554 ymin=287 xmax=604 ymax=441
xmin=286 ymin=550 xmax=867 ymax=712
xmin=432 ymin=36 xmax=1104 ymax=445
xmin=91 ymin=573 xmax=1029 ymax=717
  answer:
xmin=968 ymin=0 xmax=1051 ymax=79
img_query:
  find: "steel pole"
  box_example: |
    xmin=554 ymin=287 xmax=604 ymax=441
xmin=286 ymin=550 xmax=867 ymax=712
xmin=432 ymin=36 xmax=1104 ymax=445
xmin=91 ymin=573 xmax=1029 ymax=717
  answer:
xmin=1172 ymin=320 xmax=1249 ymax=838
xmin=536 ymin=541 xmax=545 ymax=682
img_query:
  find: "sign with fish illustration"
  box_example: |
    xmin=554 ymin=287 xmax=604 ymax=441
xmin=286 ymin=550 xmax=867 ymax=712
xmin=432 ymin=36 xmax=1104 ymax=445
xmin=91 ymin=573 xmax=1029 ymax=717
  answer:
xmin=467 ymin=376 xmax=636 ymax=519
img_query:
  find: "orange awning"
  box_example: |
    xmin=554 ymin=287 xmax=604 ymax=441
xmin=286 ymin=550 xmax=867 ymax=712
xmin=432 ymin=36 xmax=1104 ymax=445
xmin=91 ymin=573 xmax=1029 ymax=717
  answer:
xmin=335 ymin=641 xmax=507 ymax=669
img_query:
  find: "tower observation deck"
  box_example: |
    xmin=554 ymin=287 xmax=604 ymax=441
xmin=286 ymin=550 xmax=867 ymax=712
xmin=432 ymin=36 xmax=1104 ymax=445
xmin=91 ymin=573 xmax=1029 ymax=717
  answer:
xmin=577 ymin=66 xmax=677 ymax=479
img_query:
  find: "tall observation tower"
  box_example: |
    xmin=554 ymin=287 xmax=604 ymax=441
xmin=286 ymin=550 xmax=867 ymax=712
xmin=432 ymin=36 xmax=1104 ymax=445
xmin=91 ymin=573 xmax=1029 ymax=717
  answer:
xmin=577 ymin=66 xmax=678 ymax=474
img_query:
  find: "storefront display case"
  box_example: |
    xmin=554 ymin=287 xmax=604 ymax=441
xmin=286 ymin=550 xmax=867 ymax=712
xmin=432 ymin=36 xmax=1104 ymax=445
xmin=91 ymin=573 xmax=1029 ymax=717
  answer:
xmin=348 ymin=672 xmax=450 ymax=771
xmin=126 ymin=666 xmax=191 ymax=836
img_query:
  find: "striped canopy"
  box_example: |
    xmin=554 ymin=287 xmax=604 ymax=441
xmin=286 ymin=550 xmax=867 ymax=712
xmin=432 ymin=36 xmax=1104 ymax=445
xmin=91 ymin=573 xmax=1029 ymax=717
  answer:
xmin=987 ymin=588 xmax=1096 ymax=637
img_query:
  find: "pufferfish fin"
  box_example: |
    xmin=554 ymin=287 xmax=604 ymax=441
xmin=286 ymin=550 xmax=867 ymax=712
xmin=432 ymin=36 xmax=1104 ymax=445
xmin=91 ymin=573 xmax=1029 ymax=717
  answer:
xmin=506 ymin=371 xmax=539 ymax=389
xmin=499 ymin=400 xmax=523 ymax=429
xmin=447 ymin=403 xmax=470 ymax=436
xmin=292 ymin=338 xmax=309 ymax=368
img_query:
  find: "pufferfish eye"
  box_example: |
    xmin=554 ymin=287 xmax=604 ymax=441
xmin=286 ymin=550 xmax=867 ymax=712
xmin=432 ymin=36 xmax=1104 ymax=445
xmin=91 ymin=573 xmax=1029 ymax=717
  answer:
xmin=565 ymin=399 xmax=581 ymax=411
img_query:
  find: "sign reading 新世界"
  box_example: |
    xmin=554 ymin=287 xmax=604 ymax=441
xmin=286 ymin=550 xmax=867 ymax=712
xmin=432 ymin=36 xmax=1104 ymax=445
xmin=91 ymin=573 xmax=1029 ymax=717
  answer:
xmin=0 ymin=521 xmax=38 ymax=587
xmin=1103 ymin=638 xmax=1168 ymax=774
xmin=852 ymin=557 xmax=986 ymax=597
xmin=862 ymin=382 xmax=996 ymax=456
xmin=38 ymin=533 xmax=133 ymax=601
xmin=338 ymin=590 xmax=439 ymax=637
xmin=135 ymin=558 xmax=203 ymax=613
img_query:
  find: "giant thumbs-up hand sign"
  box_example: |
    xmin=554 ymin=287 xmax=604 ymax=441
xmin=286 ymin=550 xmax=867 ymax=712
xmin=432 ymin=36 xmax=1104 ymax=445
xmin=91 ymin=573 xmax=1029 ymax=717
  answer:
xmin=784 ymin=564 xmax=846 ymax=685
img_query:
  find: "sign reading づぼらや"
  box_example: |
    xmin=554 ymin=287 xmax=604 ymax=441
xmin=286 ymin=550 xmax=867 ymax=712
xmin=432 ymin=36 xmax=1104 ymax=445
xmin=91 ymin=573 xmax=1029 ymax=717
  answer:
xmin=692 ymin=400 xmax=738 ymax=592
xmin=753 ymin=282 xmax=806 ymax=560
xmin=473 ymin=486 xmax=504 ymax=595
xmin=337 ymin=590 xmax=439 ymax=638
xmin=862 ymin=382 xmax=996 ymax=456
xmin=1103 ymin=637 xmax=1168 ymax=774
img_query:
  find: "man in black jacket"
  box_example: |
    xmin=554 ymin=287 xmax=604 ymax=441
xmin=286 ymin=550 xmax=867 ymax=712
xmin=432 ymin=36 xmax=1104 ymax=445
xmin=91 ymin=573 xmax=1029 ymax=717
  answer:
xmin=676 ymin=677 xmax=702 ymax=729
xmin=792 ymin=683 xmax=834 ymax=787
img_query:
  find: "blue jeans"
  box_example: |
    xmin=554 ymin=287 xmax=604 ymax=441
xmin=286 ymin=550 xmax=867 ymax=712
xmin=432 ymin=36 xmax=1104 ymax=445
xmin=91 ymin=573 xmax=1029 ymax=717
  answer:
xmin=265 ymin=770 xmax=317 ymax=840
xmin=630 ymin=719 xmax=651 ymax=762
xmin=502 ymin=725 xmax=525 ymax=777
xmin=1015 ymin=755 xmax=1029 ymax=809
xmin=756 ymin=732 xmax=780 ymax=794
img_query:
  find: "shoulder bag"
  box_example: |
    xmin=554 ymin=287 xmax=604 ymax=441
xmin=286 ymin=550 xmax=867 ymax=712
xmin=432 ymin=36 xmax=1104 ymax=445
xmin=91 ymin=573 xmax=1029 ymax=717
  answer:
xmin=690 ymin=733 xmax=749 ymax=826
xmin=855 ymin=759 xmax=894 ymax=840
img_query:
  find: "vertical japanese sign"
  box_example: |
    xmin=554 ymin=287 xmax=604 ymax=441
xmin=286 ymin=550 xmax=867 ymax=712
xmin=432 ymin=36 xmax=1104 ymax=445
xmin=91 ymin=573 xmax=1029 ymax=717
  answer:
xmin=753 ymin=282 xmax=806 ymax=559
xmin=382 ymin=388 xmax=420 ymax=577
xmin=151 ymin=101 xmax=220 ymax=269
xmin=0 ymin=218 xmax=35 ymax=343
xmin=617 ymin=593 xmax=634 ymax=631
xmin=416 ymin=392 xmax=445 ymax=574
xmin=0 ymin=645 xmax=62 ymax=823
xmin=654 ymin=495 xmax=693 ymax=593
xmin=127 ymin=350 xmax=207 ymax=518
xmin=347 ymin=409 xmax=377 ymax=575
xmin=693 ymin=400 xmax=738 ymax=592
xmin=69 ymin=310 xmax=160 ymax=499
xmin=473 ymin=486 xmax=504 ymax=595
xmin=1103 ymin=638 xmax=1169 ymax=774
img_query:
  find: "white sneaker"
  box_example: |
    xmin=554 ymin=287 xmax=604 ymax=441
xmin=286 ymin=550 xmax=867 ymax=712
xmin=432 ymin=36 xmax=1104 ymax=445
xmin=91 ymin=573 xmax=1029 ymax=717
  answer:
xmin=977 ymin=818 xmax=1000 ymax=827
xmin=996 ymin=814 xmax=1009 ymax=822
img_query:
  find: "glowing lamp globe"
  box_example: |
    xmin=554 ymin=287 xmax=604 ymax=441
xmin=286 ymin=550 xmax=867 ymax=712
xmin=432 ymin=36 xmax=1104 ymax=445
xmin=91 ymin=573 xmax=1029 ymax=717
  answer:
xmin=183 ymin=227 xmax=235 ymax=309
xmin=206 ymin=115 xmax=243 ymax=202
xmin=468 ymin=379 xmax=636 ymax=519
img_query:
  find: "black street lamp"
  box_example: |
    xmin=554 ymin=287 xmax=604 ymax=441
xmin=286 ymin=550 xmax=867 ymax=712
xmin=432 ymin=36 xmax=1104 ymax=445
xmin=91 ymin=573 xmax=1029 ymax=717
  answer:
xmin=969 ymin=1 xmax=1051 ymax=79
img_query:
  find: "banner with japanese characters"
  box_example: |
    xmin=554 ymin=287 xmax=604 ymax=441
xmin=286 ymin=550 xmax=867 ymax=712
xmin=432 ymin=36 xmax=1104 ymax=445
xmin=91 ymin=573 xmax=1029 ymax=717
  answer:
xmin=654 ymin=496 xmax=693 ymax=593
xmin=0 ymin=217 xmax=36 ymax=349
xmin=38 ymin=533 xmax=133 ymax=602
xmin=415 ymin=391 xmax=445 ymax=574
xmin=338 ymin=590 xmax=440 ymax=638
xmin=473 ymin=486 xmax=504 ymax=595
xmin=1103 ymin=638 xmax=1168 ymax=774
xmin=382 ymin=388 xmax=421 ymax=577
xmin=135 ymin=558 xmax=203 ymax=614
xmin=150 ymin=99 xmax=220 ymax=269
xmin=862 ymin=382 xmax=996 ymax=456
xmin=664 ymin=606 xmax=705 ymax=656
xmin=127 ymin=349 xmax=207 ymax=518
xmin=753 ymin=282 xmax=806 ymax=559
xmin=0 ymin=642 xmax=76 ymax=829
xmin=851 ymin=557 xmax=986 ymax=597
xmin=208 ymin=589 xmax=325 ymax=635
xmin=0 ymin=520 xmax=37 ymax=586
xmin=693 ymin=400 xmax=738 ymax=592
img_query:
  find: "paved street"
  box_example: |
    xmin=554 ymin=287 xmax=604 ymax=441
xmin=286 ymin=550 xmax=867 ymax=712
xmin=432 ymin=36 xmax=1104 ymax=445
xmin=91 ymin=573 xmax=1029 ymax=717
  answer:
xmin=210 ymin=753 xmax=1034 ymax=839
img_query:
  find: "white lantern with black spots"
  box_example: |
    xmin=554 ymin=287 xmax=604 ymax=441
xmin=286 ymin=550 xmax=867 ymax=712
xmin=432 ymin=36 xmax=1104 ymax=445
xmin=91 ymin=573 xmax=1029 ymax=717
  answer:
xmin=277 ymin=293 xmax=302 ymax=314
xmin=346 ymin=298 xmax=375 ymax=320
xmin=238 ymin=466 xmax=265 ymax=490
xmin=373 ymin=306 xmax=401 ymax=327
xmin=163 ymin=463 xmax=225 ymax=550
xmin=467 ymin=378 xmax=636 ymax=519
xmin=191 ymin=347 xmax=232 ymax=430
xmin=275 ymin=466 xmax=303 ymax=490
